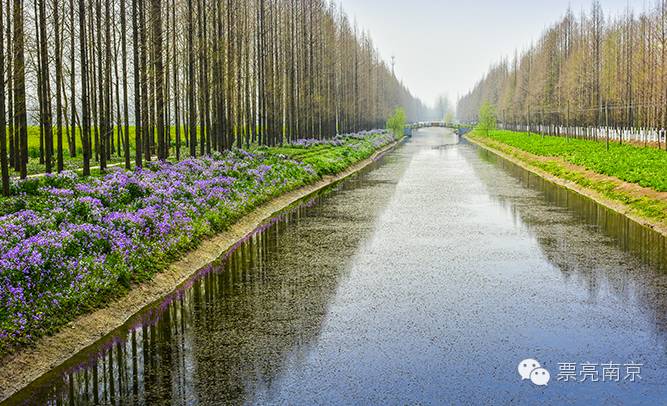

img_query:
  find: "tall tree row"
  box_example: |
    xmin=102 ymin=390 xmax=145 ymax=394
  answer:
xmin=0 ymin=0 xmax=429 ymax=195
xmin=458 ymin=0 xmax=667 ymax=140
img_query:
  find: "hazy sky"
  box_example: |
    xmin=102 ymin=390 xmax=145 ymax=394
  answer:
xmin=343 ymin=0 xmax=647 ymax=108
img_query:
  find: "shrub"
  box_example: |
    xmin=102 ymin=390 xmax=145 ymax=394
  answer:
xmin=387 ymin=107 xmax=407 ymax=137
xmin=477 ymin=101 xmax=497 ymax=135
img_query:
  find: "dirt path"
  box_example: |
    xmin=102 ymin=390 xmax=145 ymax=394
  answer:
xmin=0 ymin=139 xmax=402 ymax=402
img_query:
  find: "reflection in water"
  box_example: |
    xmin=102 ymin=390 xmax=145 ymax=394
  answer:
xmin=5 ymin=130 xmax=667 ymax=405
xmin=473 ymin=145 xmax=667 ymax=347
xmin=13 ymin=204 xmax=334 ymax=405
xmin=6 ymin=154 xmax=407 ymax=405
xmin=476 ymin=147 xmax=666 ymax=272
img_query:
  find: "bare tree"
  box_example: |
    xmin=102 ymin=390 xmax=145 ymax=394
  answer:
xmin=0 ymin=0 xmax=8 ymax=195
xmin=12 ymin=0 xmax=27 ymax=179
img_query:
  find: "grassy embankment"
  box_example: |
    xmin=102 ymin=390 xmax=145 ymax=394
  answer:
xmin=0 ymin=129 xmax=398 ymax=356
xmin=467 ymin=129 xmax=667 ymax=226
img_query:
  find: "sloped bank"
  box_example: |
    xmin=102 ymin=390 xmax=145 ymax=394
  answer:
xmin=0 ymin=132 xmax=403 ymax=401
xmin=465 ymin=132 xmax=667 ymax=237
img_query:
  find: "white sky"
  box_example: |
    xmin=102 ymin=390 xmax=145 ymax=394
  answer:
xmin=342 ymin=0 xmax=649 ymax=108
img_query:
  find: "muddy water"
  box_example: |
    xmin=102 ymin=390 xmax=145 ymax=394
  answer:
xmin=5 ymin=128 xmax=667 ymax=405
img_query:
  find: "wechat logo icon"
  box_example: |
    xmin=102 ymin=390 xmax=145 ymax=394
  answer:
xmin=518 ymin=358 xmax=550 ymax=386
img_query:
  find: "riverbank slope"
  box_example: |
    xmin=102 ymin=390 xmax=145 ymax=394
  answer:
xmin=466 ymin=130 xmax=667 ymax=236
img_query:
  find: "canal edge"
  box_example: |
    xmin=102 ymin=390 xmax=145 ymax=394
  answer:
xmin=0 ymin=138 xmax=404 ymax=402
xmin=465 ymin=135 xmax=667 ymax=238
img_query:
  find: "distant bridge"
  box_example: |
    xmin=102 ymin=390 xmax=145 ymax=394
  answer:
xmin=409 ymin=121 xmax=447 ymax=129
xmin=405 ymin=122 xmax=472 ymax=137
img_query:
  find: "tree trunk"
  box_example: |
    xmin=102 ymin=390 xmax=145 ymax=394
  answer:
xmin=121 ymin=0 xmax=130 ymax=169
xmin=151 ymin=0 xmax=165 ymax=160
xmin=54 ymin=0 xmax=65 ymax=172
xmin=132 ymin=0 xmax=142 ymax=168
xmin=0 ymin=0 xmax=9 ymax=195
xmin=12 ymin=0 xmax=27 ymax=179
xmin=187 ymin=0 xmax=196 ymax=157
xmin=79 ymin=0 xmax=91 ymax=176
xmin=69 ymin=0 xmax=76 ymax=158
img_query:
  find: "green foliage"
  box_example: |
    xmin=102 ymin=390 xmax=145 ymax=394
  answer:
xmin=386 ymin=107 xmax=407 ymax=137
xmin=477 ymin=101 xmax=496 ymax=135
xmin=444 ymin=111 xmax=455 ymax=126
xmin=472 ymin=129 xmax=667 ymax=192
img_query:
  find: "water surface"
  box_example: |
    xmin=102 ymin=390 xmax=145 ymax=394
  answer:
xmin=6 ymin=128 xmax=667 ymax=405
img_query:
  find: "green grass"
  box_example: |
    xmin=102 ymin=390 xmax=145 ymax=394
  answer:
xmin=472 ymin=129 xmax=667 ymax=192
xmin=265 ymin=141 xmax=382 ymax=176
xmin=468 ymin=129 xmax=667 ymax=225
xmin=22 ymin=125 xmax=197 ymax=150
xmin=9 ymin=125 xmax=212 ymax=176
xmin=24 ymin=126 xmax=139 ymax=157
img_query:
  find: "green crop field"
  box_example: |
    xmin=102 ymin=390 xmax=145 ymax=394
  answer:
xmin=8 ymin=125 xmax=199 ymax=176
xmin=471 ymin=129 xmax=667 ymax=192
xmin=21 ymin=126 xmax=195 ymax=156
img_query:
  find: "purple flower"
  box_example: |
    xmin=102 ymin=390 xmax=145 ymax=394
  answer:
xmin=0 ymin=129 xmax=389 ymax=353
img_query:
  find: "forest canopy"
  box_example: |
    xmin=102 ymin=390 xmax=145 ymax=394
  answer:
xmin=0 ymin=0 xmax=432 ymax=195
xmin=457 ymin=1 xmax=667 ymax=132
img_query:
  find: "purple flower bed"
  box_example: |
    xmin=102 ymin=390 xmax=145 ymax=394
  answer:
xmin=0 ymin=129 xmax=398 ymax=355
xmin=0 ymin=149 xmax=318 ymax=353
xmin=288 ymin=138 xmax=344 ymax=148
xmin=288 ymin=129 xmax=393 ymax=148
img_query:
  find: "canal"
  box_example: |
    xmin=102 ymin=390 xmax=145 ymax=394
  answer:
xmin=6 ymin=127 xmax=667 ymax=404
